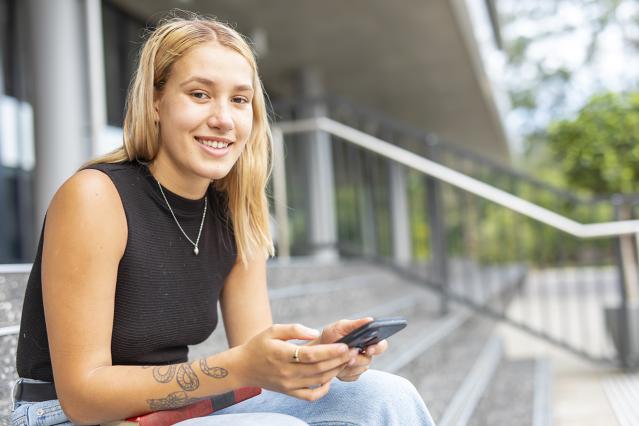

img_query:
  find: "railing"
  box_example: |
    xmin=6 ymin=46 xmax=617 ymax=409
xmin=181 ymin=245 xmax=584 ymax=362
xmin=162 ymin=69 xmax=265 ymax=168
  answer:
xmin=271 ymin=100 xmax=639 ymax=368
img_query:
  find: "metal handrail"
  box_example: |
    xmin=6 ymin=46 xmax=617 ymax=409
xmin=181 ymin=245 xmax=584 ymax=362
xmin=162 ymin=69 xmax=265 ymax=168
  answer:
xmin=273 ymin=96 xmax=639 ymax=205
xmin=273 ymin=117 xmax=639 ymax=239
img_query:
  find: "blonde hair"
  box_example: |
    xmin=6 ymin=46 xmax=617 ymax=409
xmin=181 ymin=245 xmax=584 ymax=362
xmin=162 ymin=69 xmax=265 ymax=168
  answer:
xmin=86 ymin=13 xmax=274 ymax=266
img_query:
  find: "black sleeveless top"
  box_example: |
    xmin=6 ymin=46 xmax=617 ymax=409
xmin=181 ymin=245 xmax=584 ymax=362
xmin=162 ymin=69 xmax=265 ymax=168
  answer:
xmin=16 ymin=161 xmax=237 ymax=381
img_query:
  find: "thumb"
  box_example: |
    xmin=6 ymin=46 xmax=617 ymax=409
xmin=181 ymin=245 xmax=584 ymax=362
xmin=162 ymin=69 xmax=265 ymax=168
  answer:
xmin=324 ymin=317 xmax=374 ymax=342
xmin=339 ymin=317 xmax=374 ymax=333
xmin=269 ymin=323 xmax=321 ymax=341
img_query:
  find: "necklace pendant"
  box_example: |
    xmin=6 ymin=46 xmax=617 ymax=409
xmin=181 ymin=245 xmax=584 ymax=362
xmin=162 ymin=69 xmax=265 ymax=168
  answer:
xmin=194 ymin=246 xmax=199 ymax=255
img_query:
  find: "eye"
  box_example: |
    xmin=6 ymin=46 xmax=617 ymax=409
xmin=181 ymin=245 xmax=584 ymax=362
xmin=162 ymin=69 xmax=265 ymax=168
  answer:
xmin=232 ymin=96 xmax=250 ymax=104
xmin=191 ymin=91 xmax=209 ymax=100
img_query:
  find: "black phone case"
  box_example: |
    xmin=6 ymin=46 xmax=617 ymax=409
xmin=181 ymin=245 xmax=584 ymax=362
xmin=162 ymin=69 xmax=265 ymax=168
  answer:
xmin=336 ymin=317 xmax=407 ymax=350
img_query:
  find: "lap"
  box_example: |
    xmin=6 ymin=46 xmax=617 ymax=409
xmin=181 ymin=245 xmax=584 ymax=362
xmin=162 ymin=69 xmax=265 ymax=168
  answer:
xmin=10 ymin=370 xmax=433 ymax=426
xmin=204 ymin=369 xmax=430 ymax=425
xmin=175 ymin=412 xmax=309 ymax=426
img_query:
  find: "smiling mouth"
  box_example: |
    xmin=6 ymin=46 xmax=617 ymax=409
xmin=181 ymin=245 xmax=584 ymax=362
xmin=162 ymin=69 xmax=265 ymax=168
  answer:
xmin=195 ymin=137 xmax=234 ymax=149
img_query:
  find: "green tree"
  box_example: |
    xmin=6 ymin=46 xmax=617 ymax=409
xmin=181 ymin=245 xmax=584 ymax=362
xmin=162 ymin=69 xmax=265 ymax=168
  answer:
xmin=547 ymin=92 xmax=639 ymax=195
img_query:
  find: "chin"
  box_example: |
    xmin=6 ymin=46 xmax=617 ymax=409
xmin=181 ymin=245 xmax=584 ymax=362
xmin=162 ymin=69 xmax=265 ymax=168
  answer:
xmin=193 ymin=162 xmax=235 ymax=182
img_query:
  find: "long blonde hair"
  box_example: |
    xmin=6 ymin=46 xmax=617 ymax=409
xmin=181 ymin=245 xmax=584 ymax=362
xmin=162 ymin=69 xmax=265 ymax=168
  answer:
xmin=87 ymin=13 xmax=274 ymax=266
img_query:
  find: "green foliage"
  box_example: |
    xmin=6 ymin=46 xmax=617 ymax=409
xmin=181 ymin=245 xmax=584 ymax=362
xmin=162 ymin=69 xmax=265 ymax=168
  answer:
xmin=509 ymin=89 xmax=537 ymax=110
xmin=505 ymin=36 xmax=532 ymax=65
xmin=547 ymin=92 xmax=639 ymax=195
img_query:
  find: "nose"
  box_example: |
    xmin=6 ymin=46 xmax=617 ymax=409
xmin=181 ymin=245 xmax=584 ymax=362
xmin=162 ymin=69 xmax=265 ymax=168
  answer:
xmin=207 ymin=101 xmax=234 ymax=132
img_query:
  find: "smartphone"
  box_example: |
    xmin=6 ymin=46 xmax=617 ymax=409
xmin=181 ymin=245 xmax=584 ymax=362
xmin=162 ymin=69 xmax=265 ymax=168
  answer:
xmin=336 ymin=317 xmax=407 ymax=351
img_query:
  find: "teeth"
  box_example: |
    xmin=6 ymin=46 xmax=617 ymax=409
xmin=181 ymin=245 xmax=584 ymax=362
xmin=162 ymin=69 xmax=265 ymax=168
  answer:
xmin=198 ymin=138 xmax=229 ymax=149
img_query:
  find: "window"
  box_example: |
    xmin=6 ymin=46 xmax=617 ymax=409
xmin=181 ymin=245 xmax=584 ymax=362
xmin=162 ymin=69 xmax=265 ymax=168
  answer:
xmin=102 ymin=1 xmax=146 ymax=127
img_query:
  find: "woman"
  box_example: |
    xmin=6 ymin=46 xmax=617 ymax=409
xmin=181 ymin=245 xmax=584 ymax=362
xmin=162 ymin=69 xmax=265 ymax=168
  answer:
xmin=11 ymin=14 xmax=435 ymax=426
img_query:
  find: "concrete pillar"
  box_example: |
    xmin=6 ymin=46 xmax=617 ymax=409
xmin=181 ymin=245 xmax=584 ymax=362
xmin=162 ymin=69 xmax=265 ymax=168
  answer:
xmin=28 ymin=0 xmax=90 ymax=228
xmin=295 ymin=68 xmax=338 ymax=261
xmin=389 ymin=161 xmax=412 ymax=265
xmin=0 ymin=10 xmax=7 ymax=262
xmin=86 ymin=0 xmax=108 ymax=157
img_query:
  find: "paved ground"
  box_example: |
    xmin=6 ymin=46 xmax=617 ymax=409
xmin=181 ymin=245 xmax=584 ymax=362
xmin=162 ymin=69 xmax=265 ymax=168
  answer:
xmin=496 ymin=321 xmax=621 ymax=426
xmin=497 ymin=265 xmax=635 ymax=426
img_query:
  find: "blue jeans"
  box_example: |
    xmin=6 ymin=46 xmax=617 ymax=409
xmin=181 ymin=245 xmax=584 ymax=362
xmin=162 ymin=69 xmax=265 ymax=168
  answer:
xmin=11 ymin=370 xmax=435 ymax=425
xmin=10 ymin=379 xmax=73 ymax=426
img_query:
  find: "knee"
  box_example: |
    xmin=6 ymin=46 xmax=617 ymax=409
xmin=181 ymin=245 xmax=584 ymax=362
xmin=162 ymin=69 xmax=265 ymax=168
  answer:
xmin=355 ymin=369 xmax=422 ymax=404
xmin=340 ymin=369 xmax=434 ymax=425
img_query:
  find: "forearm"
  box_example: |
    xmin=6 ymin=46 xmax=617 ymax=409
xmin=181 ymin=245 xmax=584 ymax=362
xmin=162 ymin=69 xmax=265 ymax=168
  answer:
xmin=59 ymin=346 xmax=246 ymax=425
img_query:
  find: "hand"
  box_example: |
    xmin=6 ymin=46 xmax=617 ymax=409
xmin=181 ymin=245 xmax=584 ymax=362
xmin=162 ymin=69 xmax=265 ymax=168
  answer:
xmin=308 ymin=318 xmax=389 ymax=382
xmin=237 ymin=324 xmax=352 ymax=401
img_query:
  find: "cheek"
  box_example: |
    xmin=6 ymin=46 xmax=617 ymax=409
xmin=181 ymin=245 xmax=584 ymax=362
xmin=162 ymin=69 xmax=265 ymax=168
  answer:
xmin=161 ymin=99 xmax=202 ymax=133
xmin=236 ymin=110 xmax=254 ymax=137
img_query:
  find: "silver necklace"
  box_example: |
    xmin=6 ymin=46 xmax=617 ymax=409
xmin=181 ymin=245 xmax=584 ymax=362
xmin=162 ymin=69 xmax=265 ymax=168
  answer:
xmin=156 ymin=180 xmax=207 ymax=255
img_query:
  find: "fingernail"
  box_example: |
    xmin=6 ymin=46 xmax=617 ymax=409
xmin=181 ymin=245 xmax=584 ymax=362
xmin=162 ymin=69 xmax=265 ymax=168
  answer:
xmin=339 ymin=344 xmax=349 ymax=353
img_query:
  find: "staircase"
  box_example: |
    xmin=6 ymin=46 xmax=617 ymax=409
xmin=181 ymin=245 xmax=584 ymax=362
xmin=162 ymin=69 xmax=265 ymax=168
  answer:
xmin=3 ymin=98 xmax=637 ymax=425
xmin=0 ymin=261 xmax=549 ymax=425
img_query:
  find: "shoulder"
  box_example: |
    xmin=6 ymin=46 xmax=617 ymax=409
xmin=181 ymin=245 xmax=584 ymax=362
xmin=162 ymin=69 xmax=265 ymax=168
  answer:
xmin=45 ymin=168 xmax=127 ymax=254
xmin=54 ymin=168 xmax=121 ymax=209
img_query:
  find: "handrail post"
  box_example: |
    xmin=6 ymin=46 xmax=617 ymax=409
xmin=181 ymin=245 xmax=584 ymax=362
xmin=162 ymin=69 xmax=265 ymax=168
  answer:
xmin=271 ymin=127 xmax=290 ymax=262
xmin=611 ymin=198 xmax=638 ymax=368
xmin=384 ymin=127 xmax=412 ymax=266
xmin=390 ymin=161 xmax=412 ymax=266
xmin=426 ymin=138 xmax=449 ymax=315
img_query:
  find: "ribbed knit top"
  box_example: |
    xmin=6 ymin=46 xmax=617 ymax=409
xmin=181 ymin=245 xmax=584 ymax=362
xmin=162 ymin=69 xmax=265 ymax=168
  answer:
xmin=16 ymin=161 xmax=237 ymax=381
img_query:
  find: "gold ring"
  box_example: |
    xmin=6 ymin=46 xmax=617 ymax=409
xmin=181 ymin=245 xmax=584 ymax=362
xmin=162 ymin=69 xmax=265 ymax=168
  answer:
xmin=293 ymin=346 xmax=301 ymax=363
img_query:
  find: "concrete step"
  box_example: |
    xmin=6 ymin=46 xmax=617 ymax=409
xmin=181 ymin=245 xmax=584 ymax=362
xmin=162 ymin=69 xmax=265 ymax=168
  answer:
xmin=189 ymin=262 xmax=445 ymax=360
xmin=0 ymin=260 xmax=536 ymax=424
xmin=394 ymin=315 xmax=498 ymax=423
xmin=0 ymin=334 xmax=18 ymax=421
xmin=467 ymin=358 xmax=537 ymax=426
xmin=0 ymin=271 xmax=29 ymax=329
xmin=266 ymin=259 xmax=377 ymax=289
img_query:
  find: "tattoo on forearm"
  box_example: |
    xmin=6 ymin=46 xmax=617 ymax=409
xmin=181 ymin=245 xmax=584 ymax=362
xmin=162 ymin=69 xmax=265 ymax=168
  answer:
xmin=147 ymin=391 xmax=199 ymax=410
xmin=177 ymin=363 xmax=200 ymax=391
xmin=199 ymin=359 xmax=229 ymax=378
xmin=145 ymin=359 xmax=226 ymax=407
xmin=153 ymin=365 xmax=177 ymax=383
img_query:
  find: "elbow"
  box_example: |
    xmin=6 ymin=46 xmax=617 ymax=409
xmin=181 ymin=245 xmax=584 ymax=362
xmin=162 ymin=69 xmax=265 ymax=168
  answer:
xmin=57 ymin=385 xmax=110 ymax=425
xmin=56 ymin=367 xmax=114 ymax=424
xmin=58 ymin=395 xmax=100 ymax=425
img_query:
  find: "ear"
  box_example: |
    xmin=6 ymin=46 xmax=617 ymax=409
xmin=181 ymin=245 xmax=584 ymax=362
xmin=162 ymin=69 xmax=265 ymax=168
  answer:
xmin=153 ymin=90 xmax=161 ymax=123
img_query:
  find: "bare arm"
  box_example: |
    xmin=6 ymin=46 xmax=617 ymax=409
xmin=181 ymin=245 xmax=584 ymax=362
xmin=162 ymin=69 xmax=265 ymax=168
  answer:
xmin=44 ymin=170 xmax=351 ymax=424
xmin=43 ymin=170 xmax=245 ymax=424
xmin=220 ymin=256 xmax=273 ymax=348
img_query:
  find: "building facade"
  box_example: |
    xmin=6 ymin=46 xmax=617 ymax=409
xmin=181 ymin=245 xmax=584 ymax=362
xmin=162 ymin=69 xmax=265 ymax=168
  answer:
xmin=0 ymin=0 xmax=508 ymax=262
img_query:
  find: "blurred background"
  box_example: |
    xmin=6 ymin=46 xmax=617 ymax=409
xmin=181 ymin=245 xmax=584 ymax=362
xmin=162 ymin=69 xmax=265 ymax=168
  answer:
xmin=2 ymin=0 xmax=639 ymax=425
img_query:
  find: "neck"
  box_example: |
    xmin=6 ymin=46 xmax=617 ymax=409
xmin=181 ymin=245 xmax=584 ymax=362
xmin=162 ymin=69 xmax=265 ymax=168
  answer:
xmin=148 ymin=155 xmax=210 ymax=200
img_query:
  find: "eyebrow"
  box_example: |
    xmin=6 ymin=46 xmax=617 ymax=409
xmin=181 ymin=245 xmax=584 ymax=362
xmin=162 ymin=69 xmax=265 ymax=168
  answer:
xmin=180 ymin=76 xmax=253 ymax=92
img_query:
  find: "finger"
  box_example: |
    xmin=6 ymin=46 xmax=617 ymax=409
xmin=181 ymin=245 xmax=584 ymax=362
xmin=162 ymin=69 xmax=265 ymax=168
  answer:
xmin=322 ymin=318 xmax=375 ymax=343
xmin=282 ymin=342 xmax=349 ymax=364
xmin=287 ymin=381 xmax=331 ymax=401
xmin=297 ymin=351 xmax=352 ymax=376
xmin=269 ymin=323 xmax=321 ymax=341
xmin=337 ymin=366 xmax=369 ymax=381
xmin=347 ymin=348 xmax=363 ymax=366
xmin=338 ymin=375 xmax=360 ymax=382
xmin=339 ymin=365 xmax=370 ymax=379
xmin=364 ymin=339 xmax=388 ymax=356
xmin=297 ymin=363 xmax=345 ymax=389
xmin=348 ymin=353 xmax=373 ymax=367
xmin=337 ymin=317 xmax=374 ymax=335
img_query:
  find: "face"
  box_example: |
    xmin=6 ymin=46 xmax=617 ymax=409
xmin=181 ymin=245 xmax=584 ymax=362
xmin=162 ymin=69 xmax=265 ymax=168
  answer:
xmin=152 ymin=41 xmax=254 ymax=194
